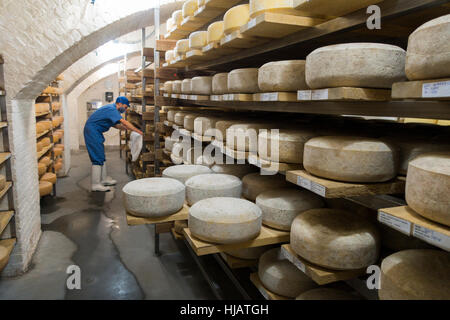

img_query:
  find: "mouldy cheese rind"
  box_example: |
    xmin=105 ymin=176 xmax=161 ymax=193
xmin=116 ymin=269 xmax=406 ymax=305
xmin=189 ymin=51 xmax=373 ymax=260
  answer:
xmin=258 ymin=60 xmax=308 ymax=92
xmin=242 ymin=173 xmax=289 ymax=201
xmin=228 ymin=68 xmax=259 ymax=93
xmin=191 ymin=76 xmax=213 ymax=95
xmin=162 ymin=164 xmax=213 ymax=184
xmin=212 ymin=73 xmax=228 ymax=94
xmin=181 ymin=79 xmax=192 ymax=94
xmin=185 ymin=173 xmax=242 ymax=205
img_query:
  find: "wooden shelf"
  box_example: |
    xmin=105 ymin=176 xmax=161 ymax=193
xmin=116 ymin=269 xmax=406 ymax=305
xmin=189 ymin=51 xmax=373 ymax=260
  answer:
xmin=171 ymin=228 xmax=184 ymax=240
xmin=280 ymin=244 xmax=366 ymax=285
xmin=126 ymin=204 xmax=189 ymax=226
xmin=392 ymin=78 xmax=450 ymax=100
xmin=220 ymin=30 xmax=269 ymax=50
xmin=250 ymin=273 xmax=291 ymax=300
xmin=297 ymin=87 xmax=391 ymax=101
xmin=0 ymin=182 xmax=12 ymax=200
xmin=183 ymin=225 xmax=290 ymax=256
xmin=254 ymin=92 xmax=297 ymax=102
xmin=37 ymin=143 xmax=54 ymax=159
xmin=0 ymin=152 xmax=11 ymax=166
xmin=219 ymin=252 xmax=258 ymax=269
xmin=286 ymin=169 xmax=405 ymax=198
xmin=247 ymin=154 xmax=303 ymax=173
xmin=222 ymin=146 xmax=248 ymax=161
xmin=36 ymin=129 xmax=50 ymax=139
xmin=0 ymin=211 xmax=14 ymax=236
xmin=0 ymin=238 xmax=16 ymax=272
xmin=36 ymin=111 xmax=50 ymax=117
xmin=0 ymin=122 xmax=7 ymax=129
xmin=378 ymin=206 xmax=449 ymax=251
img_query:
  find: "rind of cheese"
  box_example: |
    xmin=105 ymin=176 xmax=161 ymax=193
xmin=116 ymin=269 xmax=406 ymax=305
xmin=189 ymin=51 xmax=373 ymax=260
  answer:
xmin=181 ymin=79 xmax=192 ymax=94
xmin=212 ymin=73 xmax=228 ymax=94
xmin=189 ymin=31 xmax=207 ymax=49
xmin=183 ymin=113 xmax=200 ymax=131
xmin=36 ymin=142 xmax=43 ymax=152
xmin=194 ymin=116 xmax=220 ymax=135
xmin=165 ymin=50 xmax=175 ymax=63
xmin=191 ymin=76 xmax=213 ymax=95
xmin=224 ymin=4 xmax=250 ymax=35
xmin=38 ymin=163 xmax=47 ymax=176
xmin=40 ymin=172 xmax=57 ymax=184
xmin=172 ymin=10 xmax=183 ymax=26
xmin=166 ymin=17 xmax=175 ymax=32
xmin=258 ymin=60 xmax=308 ymax=92
xmin=250 ymin=0 xmax=298 ymax=18
xmin=41 ymin=137 xmax=51 ymax=147
xmin=226 ymin=122 xmax=278 ymax=152
xmin=172 ymin=80 xmax=182 ymax=94
xmin=163 ymin=164 xmax=212 ymax=184
xmin=163 ymin=81 xmax=173 ymax=94
xmin=225 ymin=246 xmax=271 ymax=260
xmin=39 ymin=181 xmax=53 ymax=197
xmin=185 ymin=173 xmax=242 ymax=205
xmin=215 ymin=120 xmax=242 ymax=141
xmin=174 ymin=111 xmax=189 ymax=126
xmin=182 ymin=0 xmax=198 ymax=18
xmin=207 ymin=21 xmax=225 ymax=43
xmin=242 ymin=173 xmax=289 ymax=201
xmin=228 ymin=68 xmax=259 ymax=93
xmin=175 ymin=39 xmax=190 ymax=55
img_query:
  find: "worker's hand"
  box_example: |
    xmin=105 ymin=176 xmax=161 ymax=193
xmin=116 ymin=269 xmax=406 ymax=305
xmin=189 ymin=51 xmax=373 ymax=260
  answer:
xmin=137 ymin=129 xmax=144 ymax=136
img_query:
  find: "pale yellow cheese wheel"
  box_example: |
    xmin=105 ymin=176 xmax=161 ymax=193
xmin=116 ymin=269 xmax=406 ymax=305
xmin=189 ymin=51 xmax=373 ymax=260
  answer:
xmin=54 ymin=162 xmax=63 ymax=172
xmin=35 ymin=103 xmax=49 ymax=114
xmin=40 ymin=121 xmax=52 ymax=130
xmin=40 ymin=172 xmax=57 ymax=184
xmin=172 ymin=10 xmax=183 ymax=26
xmin=189 ymin=31 xmax=207 ymax=49
xmin=36 ymin=122 xmax=45 ymax=134
xmin=250 ymin=0 xmax=298 ymax=18
xmin=41 ymin=137 xmax=51 ymax=147
xmin=172 ymin=80 xmax=182 ymax=94
xmin=39 ymin=181 xmax=53 ymax=197
xmin=164 ymin=81 xmax=173 ymax=94
xmin=228 ymin=68 xmax=259 ymax=93
xmin=165 ymin=50 xmax=175 ymax=63
xmin=212 ymin=73 xmax=228 ymax=94
xmin=0 ymin=175 xmax=6 ymax=191
xmin=242 ymin=172 xmax=289 ymax=201
xmin=36 ymin=142 xmax=43 ymax=152
xmin=207 ymin=21 xmax=225 ymax=43
xmin=38 ymin=163 xmax=47 ymax=176
xmin=175 ymin=39 xmax=190 ymax=55
xmin=166 ymin=17 xmax=175 ymax=32
xmin=197 ymin=0 xmax=205 ymax=6
xmin=54 ymin=147 xmax=63 ymax=157
xmin=223 ymin=4 xmax=250 ymax=35
xmin=191 ymin=76 xmax=213 ymax=95
xmin=258 ymin=60 xmax=308 ymax=92
xmin=182 ymin=0 xmax=198 ymax=18
xmin=181 ymin=79 xmax=192 ymax=94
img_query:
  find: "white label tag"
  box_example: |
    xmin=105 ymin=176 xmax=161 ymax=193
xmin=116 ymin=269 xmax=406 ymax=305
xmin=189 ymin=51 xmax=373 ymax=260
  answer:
xmin=228 ymin=94 xmax=236 ymax=101
xmin=163 ymin=93 xmax=168 ymax=97
xmin=211 ymin=95 xmax=220 ymax=101
xmin=181 ymin=94 xmax=188 ymax=99
xmin=422 ymin=81 xmax=450 ymax=98
xmin=224 ymin=34 xmax=233 ymax=43
xmin=378 ymin=212 xmax=412 ymax=235
xmin=163 ymin=121 xmax=169 ymax=126
xmin=311 ymin=183 xmax=326 ymax=197
xmin=248 ymin=156 xmax=257 ymax=166
xmin=247 ymin=18 xmax=257 ymax=29
xmin=312 ymin=89 xmax=329 ymax=100
xmin=297 ymin=90 xmax=312 ymax=101
xmin=190 ymin=95 xmax=197 ymax=100
xmin=260 ymin=92 xmax=278 ymax=101
xmin=294 ymin=259 xmax=306 ymax=273
xmin=413 ymin=225 xmax=450 ymax=251
xmin=223 ymin=94 xmax=230 ymax=101
xmin=296 ymin=176 xmax=311 ymax=190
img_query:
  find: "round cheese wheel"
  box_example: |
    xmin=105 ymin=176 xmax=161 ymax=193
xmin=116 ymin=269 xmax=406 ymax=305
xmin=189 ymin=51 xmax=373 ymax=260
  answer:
xmin=306 ymin=43 xmax=406 ymax=89
xmin=406 ymin=153 xmax=450 ymax=226
xmin=174 ymin=220 xmax=188 ymax=234
xmin=164 ymin=81 xmax=173 ymax=94
xmin=215 ymin=120 xmax=241 ymax=141
xmin=185 ymin=173 xmax=242 ymax=205
xmin=174 ymin=111 xmax=189 ymax=126
xmin=38 ymin=163 xmax=47 ymax=176
xmin=258 ymin=60 xmax=308 ymax=92
xmin=40 ymin=121 xmax=52 ymax=131
xmin=406 ymin=14 xmax=450 ymax=80
xmin=195 ymin=154 xmax=215 ymax=168
xmin=226 ymin=122 xmax=278 ymax=152
xmin=165 ymin=50 xmax=175 ymax=63
xmin=207 ymin=21 xmax=225 ymax=43
xmin=123 ymin=178 xmax=185 ymax=217
xmin=172 ymin=10 xmax=183 ymax=26
xmin=189 ymin=197 xmax=262 ymax=244
xmin=250 ymin=0 xmax=299 ymax=18
xmin=291 ymin=208 xmax=380 ymax=270
xmin=228 ymin=68 xmax=259 ymax=93
xmin=55 ymin=144 xmax=64 ymax=150
xmin=379 ymin=249 xmax=450 ymax=300
xmin=256 ymin=188 xmax=324 ymax=231
xmin=40 ymin=172 xmax=57 ymax=184
xmin=296 ymin=288 xmax=361 ymax=300
xmin=304 ymin=136 xmax=399 ymax=183
xmin=165 ymin=135 xmax=179 ymax=152
xmin=224 ymin=4 xmax=250 ymax=35
xmin=212 ymin=73 xmax=228 ymax=94
xmin=182 ymin=0 xmax=198 ymax=18
xmin=183 ymin=113 xmax=199 ymax=131
xmin=175 ymin=39 xmax=190 ymax=55
xmin=41 ymin=137 xmax=51 ymax=147
xmin=163 ymin=164 xmax=212 ymax=184
xmin=35 ymin=103 xmax=49 ymax=113
xmin=167 ymin=109 xmax=178 ymax=122
xmin=194 ymin=116 xmax=220 ymax=135
xmin=36 ymin=122 xmax=45 ymax=134
xmin=181 ymin=79 xmax=192 ymax=94
xmin=211 ymin=164 xmax=257 ymax=179
xmin=52 ymin=134 xmax=60 ymax=143
xmin=39 ymin=181 xmax=53 ymax=197
xmin=242 ymin=173 xmax=289 ymax=201
xmin=54 ymin=147 xmax=63 ymax=157
xmin=172 ymin=80 xmax=182 ymax=93
xmin=40 ymin=157 xmax=51 ymax=166
xmin=189 ymin=31 xmax=207 ymax=49
xmin=225 ymin=246 xmax=270 ymax=260
xmin=0 ymin=175 xmax=5 ymax=191
xmin=191 ymin=76 xmax=213 ymax=95
xmin=184 ymin=147 xmax=200 ymax=165
xmin=54 ymin=162 xmax=63 ymax=171
xmin=198 ymin=0 xmax=205 ymax=6
xmin=258 ymin=129 xmax=316 ymax=164
xmin=166 ymin=17 xmax=175 ymax=32
xmin=36 ymin=142 xmax=43 ymax=152
xmin=171 ymin=141 xmax=190 ymax=161
xmin=258 ymin=248 xmax=318 ymax=298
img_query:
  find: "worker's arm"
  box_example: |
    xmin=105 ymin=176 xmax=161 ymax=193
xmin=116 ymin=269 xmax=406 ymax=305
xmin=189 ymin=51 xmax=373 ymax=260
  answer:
xmin=116 ymin=119 xmax=143 ymax=136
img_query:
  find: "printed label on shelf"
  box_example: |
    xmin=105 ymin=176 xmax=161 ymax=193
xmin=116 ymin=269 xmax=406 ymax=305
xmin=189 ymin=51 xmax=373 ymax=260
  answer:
xmin=211 ymin=95 xmax=221 ymax=101
xmin=413 ymin=225 xmax=450 ymax=251
xmin=223 ymin=94 xmax=230 ymax=101
xmin=247 ymin=18 xmax=257 ymax=29
xmin=297 ymin=90 xmax=312 ymax=101
xmin=163 ymin=93 xmax=169 ymax=97
xmin=224 ymin=34 xmax=233 ymax=43
xmin=190 ymin=95 xmax=197 ymax=100
xmin=163 ymin=121 xmax=169 ymax=126
xmin=203 ymin=43 xmax=213 ymax=52
xmin=296 ymin=176 xmax=312 ymax=190
xmin=260 ymin=92 xmax=278 ymax=101
xmin=227 ymin=94 xmax=237 ymax=100
xmin=422 ymin=80 xmax=450 ymax=98
xmin=377 ymin=211 xmax=412 ymax=235
xmin=180 ymin=94 xmax=188 ymax=100
xmin=311 ymin=183 xmax=326 ymax=197
xmin=312 ymin=89 xmax=329 ymax=100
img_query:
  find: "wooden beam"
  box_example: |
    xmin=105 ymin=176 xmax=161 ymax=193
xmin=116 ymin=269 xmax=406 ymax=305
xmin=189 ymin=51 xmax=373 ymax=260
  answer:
xmin=156 ymin=39 xmax=177 ymax=52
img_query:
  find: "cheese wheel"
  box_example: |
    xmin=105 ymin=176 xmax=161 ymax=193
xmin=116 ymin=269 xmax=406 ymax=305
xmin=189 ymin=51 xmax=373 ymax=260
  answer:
xmin=36 ymin=142 xmax=43 ymax=152
xmin=207 ymin=21 xmax=225 ymax=44
xmin=228 ymin=68 xmax=259 ymax=93
xmin=40 ymin=172 xmax=57 ymax=184
xmin=55 ymin=144 xmax=64 ymax=150
xmin=256 ymin=188 xmax=324 ymax=231
xmin=181 ymin=79 xmax=192 ymax=94
xmin=297 ymin=288 xmax=361 ymax=300
xmin=258 ymin=248 xmax=318 ymax=298
xmin=224 ymin=4 xmax=250 ymax=35
xmin=172 ymin=80 xmax=182 ymax=93
xmin=185 ymin=173 xmax=242 ymax=205
xmin=306 ymin=43 xmax=406 ymax=89
xmin=35 ymin=103 xmax=49 ymax=114
xmin=184 ymin=147 xmax=201 ymax=165
xmin=406 ymin=15 xmax=450 ymax=80
xmin=39 ymin=181 xmax=53 ymax=197
xmin=303 ymin=136 xmax=399 ymax=183
xmin=211 ymin=164 xmax=257 ymax=179
xmin=250 ymin=0 xmax=298 ymax=18
xmin=212 ymin=73 xmax=228 ymax=94
xmin=167 ymin=109 xmax=178 ymax=122
xmin=175 ymin=39 xmax=189 ymax=55
xmin=165 ymin=50 xmax=175 ymax=63
xmin=174 ymin=111 xmax=189 ymax=125
xmin=163 ymin=81 xmax=173 ymax=94
xmin=189 ymin=197 xmax=262 ymax=244
xmin=41 ymin=137 xmax=51 ymax=147
xmin=258 ymin=129 xmax=316 ymax=164
xmin=54 ymin=162 xmax=63 ymax=172
xmin=225 ymin=246 xmax=270 ymax=260
xmin=36 ymin=122 xmax=45 ymax=134
xmin=226 ymin=122 xmax=278 ymax=152
xmin=40 ymin=156 xmax=51 ymax=166
xmin=0 ymin=175 xmax=5 ymax=191
xmin=162 ymin=164 xmax=212 ymax=184
xmin=183 ymin=113 xmax=199 ymax=131
xmin=165 ymin=135 xmax=179 ymax=152
xmin=172 ymin=10 xmax=183 ymax=26
xmin=258 ymin=60 xmax=308 ymax=92
xmin=379 ymin=249 xmax=450 ymax=300
xmin=197 ymin=0 xmax=205 ymax=6
xmin=242 ymin=173 xmax=289 ymax=201
xmin=54 ymin=147 xmax=63 ymax=157
xmin=123 ymin=178 xmax=185 ymax=217
xmin=182 ymin=0 xmax=198 ymax=18
xmin=405 ymin=153 xmax=450 ymax=226
xmin=52 ymin=119 xmax=59 ymax=128
xmin=195 ymin=154 xmax=215 ymax=168
xmin=191 ymin=76 xmax=213 ymax=95
xmin=52 ymin=134 xmax=60 ymax=143
xmin=171 ymin=141 xmax=190 ymax=161
xmin=38 ymin=163 xmax=47 ymax=176
xmin=166 ymin=17 xmax=175 ymax=32
xmin=291 ymin=208 xmax=380 ymax=270
xmin=194 ymin=116 xmax=220 ymax=135
xmin=40 ymin=121 xmax=52 ymax=131
xmin=189 ymin=31 xmax=207 ymax=49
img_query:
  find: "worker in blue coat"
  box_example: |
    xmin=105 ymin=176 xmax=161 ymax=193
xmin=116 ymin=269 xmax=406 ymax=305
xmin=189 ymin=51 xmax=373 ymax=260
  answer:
xmin=84 ymin=96 xmax=143 ymax=192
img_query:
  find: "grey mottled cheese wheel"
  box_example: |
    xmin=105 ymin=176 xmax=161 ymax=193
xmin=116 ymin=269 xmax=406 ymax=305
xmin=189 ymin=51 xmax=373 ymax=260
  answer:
xmin=306 ymin=43 xmax=406 ymax=89
xmin=225 ymin=246 xmax=271 ymax=260
xmin=379 ymin=249 xmax=450 ymax=300
xmin=228 ymin=68 xmax=259 ymax=93
xmin=296 ymin=288 xmax=361 ymax=300
xmin=212 ymin=73 xmax=228 ymax=94
xmin=258 ymin=248 xmax=318 ymax=298
xmin=194 ymin=116 xmax=220 ymax=136
xmin=258 ymin=60 xmax=308 ymax=92
xmin=304 ymin=136 xmax=399 ymax=183
xmin=185 ymin=173 xmax=242 ymax=205
xmin=123 ymin=178 xmax=185 ymax=217
xmin=183 ymin=113 xmax=200 ymax=131
xmin=163 ymin=164 xmax=213 ymax=184
xmin=406 ymin=14 xmax=450 ymax=80
xmin=226 ymin=123 xmax=278 ymax=152
xmin=191 ymin=76 xmax=213 ymax=95
xmin=0 ymin=175 xmax=6 ymax=191
xmin=256 ymin=188 xmax=324 ymax=231
xmin=172 ymin=80 xmax=182 ymax=94
xmin=167 ymin=110 xmax=178 ymax=122
xmin=174 ymin=112 xmax=189 ymax=126
xmin=211 ymin=164 xmax=257 ymax=179
xmin=215 ymin=120 xmax=241 ymax=141
xmin=165 ymin=136 xmax=180 ymax=152
xmin=181 ymin=79 xmax=192 ymax=94
xmin=163 ymin=81 xmax=173 ymax=94
xmin=242 ymin=173 xmax=289 ymax=201
xmin=258 ymin=129 xmax=316 ymax=164
xmin=189 ymin=197 xmax=262 ymax=244
xmin=291 ymin=208 xmax=380 ymax=270
xmin=171 ymin=142 xmax=190 ymax=160
xmin=405 ymin=153 xmax=450 ymax=226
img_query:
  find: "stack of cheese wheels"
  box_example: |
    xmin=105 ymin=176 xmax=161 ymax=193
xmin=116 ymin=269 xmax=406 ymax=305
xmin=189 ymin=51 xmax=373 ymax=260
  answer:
xmin=405 ymin=153 xmax=450 ymax=226
xmin=163 ymin=164 xmax=212 ymax=184
xmin=305 ymin=43 xmax=406 ymax=89
xmin=194 ymin=116 xmax=220 ymax=136
xmin=174 ymin=111 xmax=189 ymax=126
xmin=182 ymin=0 xmax=198 ymax=18
xmin=258 ymin=60 xmax=308 ymax=92
xmin=225 ymin=246 xmax=271 ymax=260
xmin=189 ymin=31 xmax=207 ymax=50
xmin=379 ymin=249 xmax=450 ymax=300
xmin=258 ymin=248 xmax=318 ymax=298
xmin=181 ymin=79 xmax=192 ymax=94
xmin=191 ymin=76 xmax=213 ymax=95
xmin=184 ymin=113 xmax=201 ymax=131
xmin=123 ymin=178 xmax=185 ymax=217
xmin=297 ymin=288 xmax=360 ymax=300
xmin=0 ymin=174 xmax=5 ymax=191
xmin=228 ymin=68 xmax=259 ymax=93
xmin=165 ymin=50 xmax=175 ymax=64
xmin=40 ymin=172 xmax=57 ymax=184
xmin=36 ymin=141 xmax=43 ymax=152
xmin=212 ymin=73 xmax=228 ymax=94
xmin=224 ymin=4 xmax=250 ymax=34
xmin=405 ymin=14 xmax=450 ymax=80
xmin=256 ymin=188 xmax=324 ymax=231
xmin=41 ymin=137 xmax=51 ymax=147
xmin=166 ymin=17 xmax=175 ymax=33
xmin=249 ymin=0 xmax=300 ymax=18
xmin=39 ymin=181 xmax=53 ymax=197
xmin=291 ymin=208 xmax=380 ymax=270
xmin=163 ymin=81 xmax=173 ymax=94
xmin=172 ymin=80 xmax=182 ymax=93
xmin=189 ymin=197 xmax=262 ymax=244
xmin=226 ymin=122 xmax=278 ymax=152
xmin=175 ymin=39 xmax=189 ymax=56
xmin=207 ymin=21 xmax=225 ymax=44
xmin=172 ymin=10 xmax=183 ymax=27
xmin=211 ymin=164 xmax=257 ymax=179
xmin=303 ymin=136 xmax=399 ymax=183
xmin=185 ymin=173 xmax=242 ymax=205
xmin=258 ymin=129 xmax=316 ymax=164
xmin=38 ymin=163 xmax=47 ymax=176
xmin=242 ymin=173 xmax=289 ymax=201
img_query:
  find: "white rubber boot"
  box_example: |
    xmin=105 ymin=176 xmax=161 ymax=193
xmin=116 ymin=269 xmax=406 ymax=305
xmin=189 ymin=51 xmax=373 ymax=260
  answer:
xmin=91 ymin=165 xmax=111 ymax=192
xmin=101 ymin=164 xmax=117 ymax=186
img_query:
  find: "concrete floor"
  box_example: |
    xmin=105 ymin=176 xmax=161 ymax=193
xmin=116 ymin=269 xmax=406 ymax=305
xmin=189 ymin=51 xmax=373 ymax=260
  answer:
xmin=0 ymin=150 xmax=223 ymax=300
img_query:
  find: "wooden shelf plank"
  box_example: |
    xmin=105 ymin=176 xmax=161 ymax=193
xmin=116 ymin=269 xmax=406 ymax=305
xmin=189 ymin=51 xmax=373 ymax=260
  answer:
xmin=378 ymin=206 xmax=450 ymax=251
xmin=223 ymin=93 xmax=253 ymax=102
xmin=0 ymin=238 xmax=16 ymax=272
xmin=126 ymin=204 xmax=189 ymax=226
xmin=192 ymin=133 xmax=213 ymax=143
xmin=0 ymin=211 xmax=14 ymax=236
xmin=250 ymin=273 xmax=291 ymax=300
xmin=254 ymin=92 xmax=297 ymax=102
xmin=36 ymin=129 xmax=50 ymax=139
xmin=37 ymin=143 xmax=54 ymax=159
xmin=36 ymin=111 xmax=50 ymax=118
xmin=183 ymin=225 xmax=290 ymax=256
xmin=0 ymin=122 xmax=7 ymax=129
xmin=297 ymin=87 xmax=391 ymax=101
xmin=392 ymin=78 xmax=450 ymax=100
xmin=219 ymin=252 xmax=257 ymax=269
xmin=220 ymin=30 xmax=268 ymax=49
xmin=0 ymin=182 xmax=12 ymax=200
xmin=286 ymin=169 xmax=405 ymax=198
xmin=0 ymin=152 xmax=11 ymax=166
xmin=171 ymin=228 xmax=184 ymax=240
xmin=247 ymin=154 xmax=303 ymax=173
